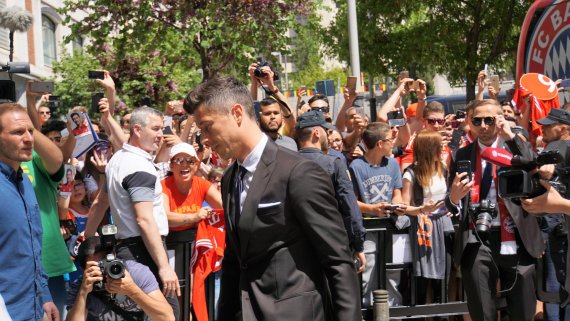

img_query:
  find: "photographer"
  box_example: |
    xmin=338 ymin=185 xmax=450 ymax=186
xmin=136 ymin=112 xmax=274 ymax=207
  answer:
xmin=446 ymin=99 xmax=543 ymax=321
xmin=522 ymin=108 xmax=570 ymax=318
xmin=66 ymin=236 xmax=174 ymax=321
xmin=247 ymin=61 xmax=295 ymax=136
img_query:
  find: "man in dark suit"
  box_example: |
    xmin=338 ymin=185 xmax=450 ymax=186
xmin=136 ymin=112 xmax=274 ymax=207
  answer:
xmin=183 ymin=77 xmax=361 ymax=321
xmin=445 ymin=99 xmax=544 ymax=321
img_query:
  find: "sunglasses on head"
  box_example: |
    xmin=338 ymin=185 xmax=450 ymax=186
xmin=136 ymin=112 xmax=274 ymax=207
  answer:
xmin=312 ymin=107 xmax=330 ymax=113
xmin=471 ymin=116 xmax=496 ymax=127
xmin=171 ymin=157 xmax=196 ymax=165
xmin=426 ymin=118 xmax=445 ymax=125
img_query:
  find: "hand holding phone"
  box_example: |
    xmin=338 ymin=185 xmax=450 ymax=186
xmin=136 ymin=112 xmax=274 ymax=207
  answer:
xmin=347 ymin=76 xmax=357 ymax=94
xmin=30 ymin=81 xmax=54 ymax=93
xmin=88 ymin=70 xmax=105 ymax=80
xmin=163 ymin=126 xmax=174 ymax=135
xmin=457 ymin=160 xmax=472 ymax=182
xmin=91 ymin=93 xmax=104 ymax=113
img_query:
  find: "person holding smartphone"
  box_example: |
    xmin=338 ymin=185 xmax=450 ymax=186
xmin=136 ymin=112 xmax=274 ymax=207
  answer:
xmin=396 ymin=129 xmax=454 ymax=308
xmin=446 ymin=99 xmax=543 ymax=321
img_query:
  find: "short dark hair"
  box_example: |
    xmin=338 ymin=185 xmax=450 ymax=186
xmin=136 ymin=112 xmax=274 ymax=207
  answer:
xmin=40 ymin=119 xmax=66 ymax=135
xmin=295 ymin=126 xmax=315 ymax=143
xmin=76 ymin=236 xmax=103 ymax=268
xmin=422 ymin=101 xmax=445 ymax=118
xmin=183 ymin=76 xmax=255 ymax=119
xmin=362 ymin=122 xmax=391 ymax=149
xmin=308 ymin=94 xmax=329 ymax=107
xmin=260 ymin=97 xmax=279 ymax=108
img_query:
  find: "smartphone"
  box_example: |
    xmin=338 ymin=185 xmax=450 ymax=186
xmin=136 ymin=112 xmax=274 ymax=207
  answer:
xmin=484 ymin=64 xmax=488 ymax=73
xmin=88 ymin=70 xmax=105 ymax=80
xmin=456 ymin=160 xmax=472 ymax=182
xmin=448 ymin=129 xmax=464 ymax=150
xmin=409 ymin=80 xmax=420 ymax=91
xmin=354 ymin=106 xmax=366 ymax=119
xmin=59 ymin=219 xmax=78 ymax=235
xmin=163 ymin=126 xmax=174 ymax=135
xmin=455 ymin=109 xmax=466 ymax=120
xmin=388 ymin=118 xmax=407 ymax=128
xmin=490 ymin=75 xmax=500 ymax=93
xmin=91 ymin=93 xmax=104 ymax=113
xmin=30 ymin=81 xmax=54 ymax=93
xmin=387 ymin=204 xmax=403 ymax=211
xmin=95 ymin=140 xmax=110 ymax=156
xmin=559 ymin=79 xmax=570 ymax=88
xmin=195 ymin=132 xmax=203 ymax=152
xmin=347 ymin=76 xmax=357 ymax=94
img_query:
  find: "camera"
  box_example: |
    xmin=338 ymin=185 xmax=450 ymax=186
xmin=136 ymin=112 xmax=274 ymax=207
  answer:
xmin=93 ymin=224 xmax=126 ymax=291
xmin=469 ymin=199 xmax=497 ymax=238
xmin=47 ymin=95 xmax=62 ymax=113
xmin=498 ymin=142 xmax=568 ymax=202
xmin=98 ymin=254 xmax=126 ymax=280
xmin=253 ymin=58 xmax=279 ymax=81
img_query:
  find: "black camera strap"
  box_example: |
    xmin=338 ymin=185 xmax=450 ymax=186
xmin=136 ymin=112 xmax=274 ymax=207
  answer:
xmin=91 ymin=291 xmax=146 ymax=321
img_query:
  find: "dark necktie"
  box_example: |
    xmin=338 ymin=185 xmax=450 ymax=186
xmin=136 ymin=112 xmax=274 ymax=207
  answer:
xmin=479 ymin=162 xmax=493 ymax=199
xmin=233 ymin=165 xmax=248 ymax=225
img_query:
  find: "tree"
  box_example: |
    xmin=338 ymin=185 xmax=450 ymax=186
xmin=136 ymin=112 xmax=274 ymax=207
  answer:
xmin=60 ymin=0 xmax=310 ymax=86
xmin=323 ymin=0 xmax=530 ymax=102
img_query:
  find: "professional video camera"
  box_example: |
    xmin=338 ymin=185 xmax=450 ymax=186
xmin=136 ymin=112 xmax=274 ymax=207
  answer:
xmin=253 ymin=57 xmax=279 ymax=81
xmin=481 ymin=140 xmax=570 ymax=203
xmin=94 ymin=224 xmax=126 ymax=291
xmin=469 ymin=199 xmax=497 ymax=238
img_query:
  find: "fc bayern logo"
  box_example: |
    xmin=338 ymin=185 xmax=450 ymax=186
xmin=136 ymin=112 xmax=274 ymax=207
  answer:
xmin=525 ymin=1 xmax=570 ymax=82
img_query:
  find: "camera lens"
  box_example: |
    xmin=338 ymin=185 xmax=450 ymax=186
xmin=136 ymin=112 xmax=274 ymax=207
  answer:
xmin=475 ymin=212 xmax=493 ymax=234
xmin=107 ymin=261 xmax=125 ymax=279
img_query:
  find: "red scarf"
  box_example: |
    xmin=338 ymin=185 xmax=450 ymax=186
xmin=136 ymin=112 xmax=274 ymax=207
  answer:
xmin=470 ymin=143 xmax=516 ymax=253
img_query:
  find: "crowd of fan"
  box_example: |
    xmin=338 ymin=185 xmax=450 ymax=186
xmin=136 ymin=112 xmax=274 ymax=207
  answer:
xmin=3 ymin=62 xmax=570 ymax=321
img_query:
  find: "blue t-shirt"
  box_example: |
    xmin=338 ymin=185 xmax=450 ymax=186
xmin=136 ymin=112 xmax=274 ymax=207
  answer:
xmin=349 ymin=156 xmax=402 ymax=205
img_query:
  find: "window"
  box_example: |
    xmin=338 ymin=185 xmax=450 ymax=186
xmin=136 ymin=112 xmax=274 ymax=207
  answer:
xmin=0 ymin=0 xmax=7 ymax=50
xmin=42 ymin=15 xmax=57 ymax=66
xmin=72 ymin=36 xmax=83 ymax=53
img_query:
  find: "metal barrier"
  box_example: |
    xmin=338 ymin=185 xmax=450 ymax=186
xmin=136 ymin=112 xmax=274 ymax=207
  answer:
xmin=166 ymin=228 xmax=196 ymax=321
xmin=167 ymin=218 xmax=558 ymax=321
xmin=362 ymin=217 xmax=470 ymax=320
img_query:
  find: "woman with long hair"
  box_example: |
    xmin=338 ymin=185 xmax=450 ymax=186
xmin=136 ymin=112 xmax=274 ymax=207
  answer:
xmin=396 ymin=129 xmax=453 ymax=311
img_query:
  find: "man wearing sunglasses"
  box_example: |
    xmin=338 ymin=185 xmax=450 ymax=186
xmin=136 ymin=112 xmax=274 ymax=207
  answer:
xmin=308 ymin=94 xmax=333 ymax=123
xmin=401 ymin=101 xmax=452 ymax=171
xmin=446 ymin=99 xmax=543 ymax=321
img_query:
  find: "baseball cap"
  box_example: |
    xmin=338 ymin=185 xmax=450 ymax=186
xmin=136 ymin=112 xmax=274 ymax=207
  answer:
xmin=537 ymin=108 xmax=570 ymax=126
xmin=169 ymin=143 xmax=199 ymax=160
xmin=405 ymin=103 xmax=417 ymax=119
xmin=296 ymin=110 xmax=334 ymax=130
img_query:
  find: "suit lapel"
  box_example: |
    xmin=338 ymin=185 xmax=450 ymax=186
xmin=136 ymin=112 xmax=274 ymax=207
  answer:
xmin=222 ymin=162 xmax=241 ymax=259
xmin=238 ymin=142 xmax=278 ymax=257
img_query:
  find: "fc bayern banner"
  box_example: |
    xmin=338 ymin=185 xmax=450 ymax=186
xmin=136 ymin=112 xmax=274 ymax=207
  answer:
xmin=517 ymin=0 xmax=570 ymax=104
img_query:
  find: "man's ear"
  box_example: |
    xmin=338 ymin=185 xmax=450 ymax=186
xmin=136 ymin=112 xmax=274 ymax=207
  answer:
xmin=230 ymin=103 xmax=244 ymax=124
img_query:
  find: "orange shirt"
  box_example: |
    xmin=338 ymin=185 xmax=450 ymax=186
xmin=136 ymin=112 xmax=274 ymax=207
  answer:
xmin=161 ymin=175 xmax=212 ymax=231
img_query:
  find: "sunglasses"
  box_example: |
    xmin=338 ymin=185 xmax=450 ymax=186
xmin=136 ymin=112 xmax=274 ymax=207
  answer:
xmin=312 ymin=107 xmax=330 ymax=113
xmin=39 ymin=111 xmax=51 ymax=115
xmin=171 ymin=157 xmax=197 ymax=165
xmin=426 ymin=118 xmax=445 ymax=125
xmin=471 ymin=116 xmax=496 ymax=127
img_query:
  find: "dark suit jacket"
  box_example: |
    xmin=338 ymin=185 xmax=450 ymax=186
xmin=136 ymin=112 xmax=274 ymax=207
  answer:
xmin=217 ymin=140 xmax=361 ymax=321
xmin=447 ymin=135 xmax=544 ymax=263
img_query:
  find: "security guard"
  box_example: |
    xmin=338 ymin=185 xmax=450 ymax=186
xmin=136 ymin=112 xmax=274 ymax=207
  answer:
xmin=296 ymin=110 xmax=366 ymax=271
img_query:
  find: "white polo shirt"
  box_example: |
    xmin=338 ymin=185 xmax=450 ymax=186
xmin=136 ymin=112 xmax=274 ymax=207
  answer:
xmin=105 ymin=143 xmax=169 ymax=239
